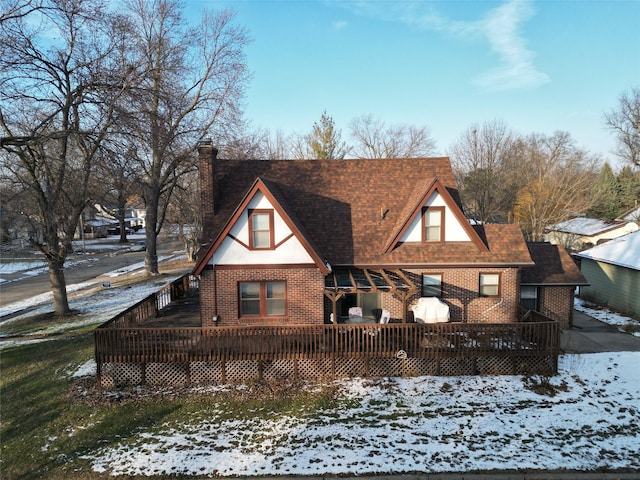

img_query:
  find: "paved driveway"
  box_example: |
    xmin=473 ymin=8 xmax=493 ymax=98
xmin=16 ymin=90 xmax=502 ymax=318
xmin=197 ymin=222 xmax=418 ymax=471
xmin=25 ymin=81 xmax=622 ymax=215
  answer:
xmin=561 ymin=310 xmax=640 ymax=353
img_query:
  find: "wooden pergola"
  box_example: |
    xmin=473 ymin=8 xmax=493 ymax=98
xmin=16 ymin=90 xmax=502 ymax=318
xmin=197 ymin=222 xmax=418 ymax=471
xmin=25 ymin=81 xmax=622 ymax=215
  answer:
xmin=323 ymin=268 xmax=418 ymax=323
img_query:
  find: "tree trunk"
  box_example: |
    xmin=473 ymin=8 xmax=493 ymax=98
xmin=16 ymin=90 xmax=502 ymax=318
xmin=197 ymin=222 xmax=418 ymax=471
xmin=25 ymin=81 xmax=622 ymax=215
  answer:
xmin=49 ymin=259 xmax=71 ymax=316
xmin=144 ymin=193 xmax=160 ymax=275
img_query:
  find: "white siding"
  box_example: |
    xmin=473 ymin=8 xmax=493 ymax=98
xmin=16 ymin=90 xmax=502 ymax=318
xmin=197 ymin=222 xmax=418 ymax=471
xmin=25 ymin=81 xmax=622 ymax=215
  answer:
xmin=400 ymin=191 xmax=471 ymax=243
xmin=209 ymin=191 xmax=315 ymax=266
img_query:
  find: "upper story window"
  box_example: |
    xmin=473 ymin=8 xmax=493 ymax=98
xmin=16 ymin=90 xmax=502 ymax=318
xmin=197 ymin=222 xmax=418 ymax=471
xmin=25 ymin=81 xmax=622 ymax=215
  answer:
xmin=479 ymin=273 xmax=501 ymax=297
xmin=422 ymin=206 xmax=444 ymax=242
xmin=422 ymin=273 xmax=443 ymax=297
xmin=249 ymin=209 xmax=274 ymax=249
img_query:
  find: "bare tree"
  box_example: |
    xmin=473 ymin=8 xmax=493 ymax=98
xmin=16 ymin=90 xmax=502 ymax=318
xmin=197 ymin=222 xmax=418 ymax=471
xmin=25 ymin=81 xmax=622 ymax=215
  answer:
xmin=349 ymin=114 xmax=436 ymax=159
xmin=0 ymin=0 xmax=134 ymax=315
xmin=604 ymin=87 xmax=640 ymax=167
xmin=449 ymin=120 xmax=519 ymax=223
xmin=165 ymin=168 xmax=200 ymax=261
xmin=119 ymin=0 xmax=250 ymax=275
xmin=0 ymin=0 xmax=42 ymax=23
xmin=93 ymin=144 xmax=140 ymax=243
xmin=513 ymin=131 xmax=598 ymax=241
xmin=263 ymin=129 xmax=291 ymax=160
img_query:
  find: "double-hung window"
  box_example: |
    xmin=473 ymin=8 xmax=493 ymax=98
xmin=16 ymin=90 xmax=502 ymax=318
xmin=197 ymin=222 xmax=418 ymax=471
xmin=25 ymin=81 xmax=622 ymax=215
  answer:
xmin=249 ymin=209 xmax=274 ymax=249
xmin=422 ymin=207 xmax=444 ymax=242
xmin=479 ymin=273 xmax=501 ymax=297
xmin=239 ymin=281 xmax=286 ymax=317
xmin=422 ymin=273 xmax=443 ymax=297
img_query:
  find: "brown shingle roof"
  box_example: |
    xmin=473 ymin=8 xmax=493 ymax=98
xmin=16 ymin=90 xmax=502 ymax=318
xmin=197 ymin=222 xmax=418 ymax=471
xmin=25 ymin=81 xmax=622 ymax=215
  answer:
xmin=521 ymin=242 xmax=589 ymax=285
xmin=198 ymin=157 xmax=532 ymax=269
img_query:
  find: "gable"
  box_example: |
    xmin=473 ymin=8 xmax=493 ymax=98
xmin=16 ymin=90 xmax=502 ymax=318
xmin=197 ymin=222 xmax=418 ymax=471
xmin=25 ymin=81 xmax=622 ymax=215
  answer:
xmin=398 ymin=190 xmax=472 ymax=243
xmin=194 ymin=178 xmax=329 ymax=275
xmin=382 ymin=178 xmax=487 ymax=254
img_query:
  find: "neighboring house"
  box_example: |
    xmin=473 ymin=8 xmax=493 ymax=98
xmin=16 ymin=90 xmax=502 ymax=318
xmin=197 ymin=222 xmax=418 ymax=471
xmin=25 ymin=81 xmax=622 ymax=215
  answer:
xmin=576 ymin=230 xmax=640 ymax=319
xmin=81 ymin=218 xmax=111 ymax=239
xmin=126 ymin=195 xmax=146 ymax=229
xmin=544 ymin=217 xmax=635 ymax=252
xmin=617 ymin=205 xmax=640 ymax=223
xmin=521 ymin=242 xmax=589 ymax=329
xmin=193 ymin=142 xmax=582 ymax=329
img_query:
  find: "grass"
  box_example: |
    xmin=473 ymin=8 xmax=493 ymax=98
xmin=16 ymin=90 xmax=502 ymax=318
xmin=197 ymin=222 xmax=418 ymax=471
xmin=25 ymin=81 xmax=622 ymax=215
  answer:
xmin=0 ymin=331 xmax=348 ymax=480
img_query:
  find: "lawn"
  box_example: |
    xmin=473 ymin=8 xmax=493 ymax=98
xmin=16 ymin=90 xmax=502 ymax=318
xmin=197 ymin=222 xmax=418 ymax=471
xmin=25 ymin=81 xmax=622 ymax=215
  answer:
xmin=2 ymin=330 xmax=639 ymax=479
xmin=1 ymin=257 xmax=639 ymax=478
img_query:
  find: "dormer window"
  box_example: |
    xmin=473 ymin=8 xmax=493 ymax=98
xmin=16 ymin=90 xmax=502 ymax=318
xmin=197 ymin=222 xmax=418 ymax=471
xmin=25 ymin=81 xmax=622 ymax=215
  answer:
xmin=422 ymin=206 xmax=444 ymax=242
xmin=249 ymin=209 xmax=274 ymax=249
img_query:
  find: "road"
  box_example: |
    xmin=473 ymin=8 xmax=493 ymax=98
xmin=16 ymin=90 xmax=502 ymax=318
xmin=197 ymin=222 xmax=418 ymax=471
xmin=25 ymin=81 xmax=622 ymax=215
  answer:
xmin=0 ymin=238 xmax=183 ymax=309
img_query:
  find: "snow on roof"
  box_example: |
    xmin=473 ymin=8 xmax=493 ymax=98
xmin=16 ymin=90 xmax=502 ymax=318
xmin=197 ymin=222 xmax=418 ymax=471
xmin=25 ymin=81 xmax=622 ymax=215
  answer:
xmin=576 ymin=230 xmax=640 ymax=271
xmin=618 ymin=206 xmax=640 ymax=222
xmin=548 ymin=217 xmax=623 ymax=236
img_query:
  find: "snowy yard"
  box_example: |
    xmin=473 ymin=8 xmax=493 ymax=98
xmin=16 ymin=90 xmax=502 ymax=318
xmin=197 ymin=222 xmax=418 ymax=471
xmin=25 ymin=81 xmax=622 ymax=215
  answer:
xmin=2 ymin=251 xmax=639 ymax=476
xmin=77 ymin=352 xmax=639 ymax=476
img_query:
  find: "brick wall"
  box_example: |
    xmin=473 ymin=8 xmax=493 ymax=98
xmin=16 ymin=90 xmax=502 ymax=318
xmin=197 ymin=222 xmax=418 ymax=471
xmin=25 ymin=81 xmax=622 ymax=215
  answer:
xmin=323 ymin=267 xmax=521 ymax=324
xmin=538 ymin=286 xmax=574 ymax=329
xmin=202 ymin=266 xmax=523 ymax=325
xmin=201 ymin=266 xmax=324 ymax=326
xmin=402 ymin=267 xmax=520 ymax=323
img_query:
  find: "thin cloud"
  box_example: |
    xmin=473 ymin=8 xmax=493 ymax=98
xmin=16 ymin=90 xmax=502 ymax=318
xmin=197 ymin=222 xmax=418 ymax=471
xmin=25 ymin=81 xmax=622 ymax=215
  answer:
xmin=332 ymin=20 xmax=348 ymax=31
xmin=334 ymin=0 xmax=549 ymax=91
xmin=470 ymin=0 xmax=550 ymax=90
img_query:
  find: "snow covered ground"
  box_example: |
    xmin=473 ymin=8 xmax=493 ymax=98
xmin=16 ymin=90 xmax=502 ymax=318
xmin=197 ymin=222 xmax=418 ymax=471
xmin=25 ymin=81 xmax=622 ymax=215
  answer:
xmin=2 ymin=246 xmax=639 ymax=476
xmin=78 ymin=351 xmax=639 ymax=476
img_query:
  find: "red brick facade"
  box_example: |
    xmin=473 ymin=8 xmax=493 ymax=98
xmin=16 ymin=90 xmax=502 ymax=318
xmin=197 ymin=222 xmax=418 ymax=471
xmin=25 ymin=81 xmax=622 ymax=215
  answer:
xmin=372 ymin=268 xmax=520 ymax=324
xmin=537 ymin=286 xmax=574 ymax=329
xmin=200 ymin=264 xmax=574 ymax=327
xmin=200 ymin=266 xmax=324 ymax=326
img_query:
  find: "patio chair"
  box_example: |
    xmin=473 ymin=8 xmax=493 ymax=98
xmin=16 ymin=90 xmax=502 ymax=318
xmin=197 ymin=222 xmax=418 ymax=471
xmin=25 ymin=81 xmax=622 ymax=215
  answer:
xmin=365 ymin=309 xmax=391 ymax=337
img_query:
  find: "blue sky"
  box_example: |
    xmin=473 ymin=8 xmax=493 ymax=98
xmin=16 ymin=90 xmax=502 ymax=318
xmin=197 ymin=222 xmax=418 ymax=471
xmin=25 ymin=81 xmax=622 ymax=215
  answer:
xmin=187 ymin=0 xmax=639 ymax=168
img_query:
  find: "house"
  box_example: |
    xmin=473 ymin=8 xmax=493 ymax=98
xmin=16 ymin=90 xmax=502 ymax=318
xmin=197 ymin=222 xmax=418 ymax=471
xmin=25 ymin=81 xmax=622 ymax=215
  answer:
xmin=521 ymin=242 xmax=589 ymax=329
xmin=576 ymin=230 xmax=640 ymax=319
xmin=544 ymin=217 xmax=635 ymax=252
xmin=617 ymin=205 xmax=640 ymax=223
xmin=193 ymin=141 xmax=582 ymax=330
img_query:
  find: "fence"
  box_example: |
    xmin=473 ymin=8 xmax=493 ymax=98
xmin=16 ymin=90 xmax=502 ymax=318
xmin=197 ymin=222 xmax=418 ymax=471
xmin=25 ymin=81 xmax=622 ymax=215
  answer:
xmin=99 ymin=274 xmax=199 ymax=329
xmin=95 ymin=320 xmax=559 ymax=387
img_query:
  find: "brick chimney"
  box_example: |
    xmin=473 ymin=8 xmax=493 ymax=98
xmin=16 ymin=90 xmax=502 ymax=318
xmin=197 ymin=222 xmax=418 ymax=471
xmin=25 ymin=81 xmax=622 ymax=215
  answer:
xmin=198 ymin=140 xmax=218 ymax=243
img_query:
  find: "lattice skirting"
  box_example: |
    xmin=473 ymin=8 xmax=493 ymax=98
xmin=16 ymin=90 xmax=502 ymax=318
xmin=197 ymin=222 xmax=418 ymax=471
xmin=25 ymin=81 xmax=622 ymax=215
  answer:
xmin=97 ymin=355 xmax=557 ymax=388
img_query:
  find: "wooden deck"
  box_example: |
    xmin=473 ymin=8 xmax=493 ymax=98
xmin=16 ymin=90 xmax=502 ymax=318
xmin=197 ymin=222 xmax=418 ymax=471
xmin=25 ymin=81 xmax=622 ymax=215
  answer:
xmin=94 ymin=274 xmax=560 ymax=387
xmin=141 ymin=292 xmax=201 ymax=328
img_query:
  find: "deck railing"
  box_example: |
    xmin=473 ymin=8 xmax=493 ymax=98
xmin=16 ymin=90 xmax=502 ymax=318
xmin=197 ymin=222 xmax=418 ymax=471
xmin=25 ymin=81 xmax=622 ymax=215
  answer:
xmin=99 ymin=274 xmax=199 ymax=329
xmin=95 ymin=321 xmax=559 ymax=364
xmin=94 ymin=275 xmax=559 ymax=384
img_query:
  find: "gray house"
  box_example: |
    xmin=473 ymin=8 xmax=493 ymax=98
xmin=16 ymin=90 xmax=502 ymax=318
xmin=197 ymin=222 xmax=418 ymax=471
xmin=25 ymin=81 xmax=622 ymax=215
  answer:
xmin=576 ymin=230 xmax=640 ymax=318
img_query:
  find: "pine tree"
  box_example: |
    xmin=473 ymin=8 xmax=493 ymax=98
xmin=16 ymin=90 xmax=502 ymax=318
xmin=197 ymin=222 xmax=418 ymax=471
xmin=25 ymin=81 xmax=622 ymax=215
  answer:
xmin=588 ymin=163 xmax=620 ymax=220
xmin=305 ymin=111 xmax=347 ymax=159
xmin=617 ymin=166 xmax=640 ymax=214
